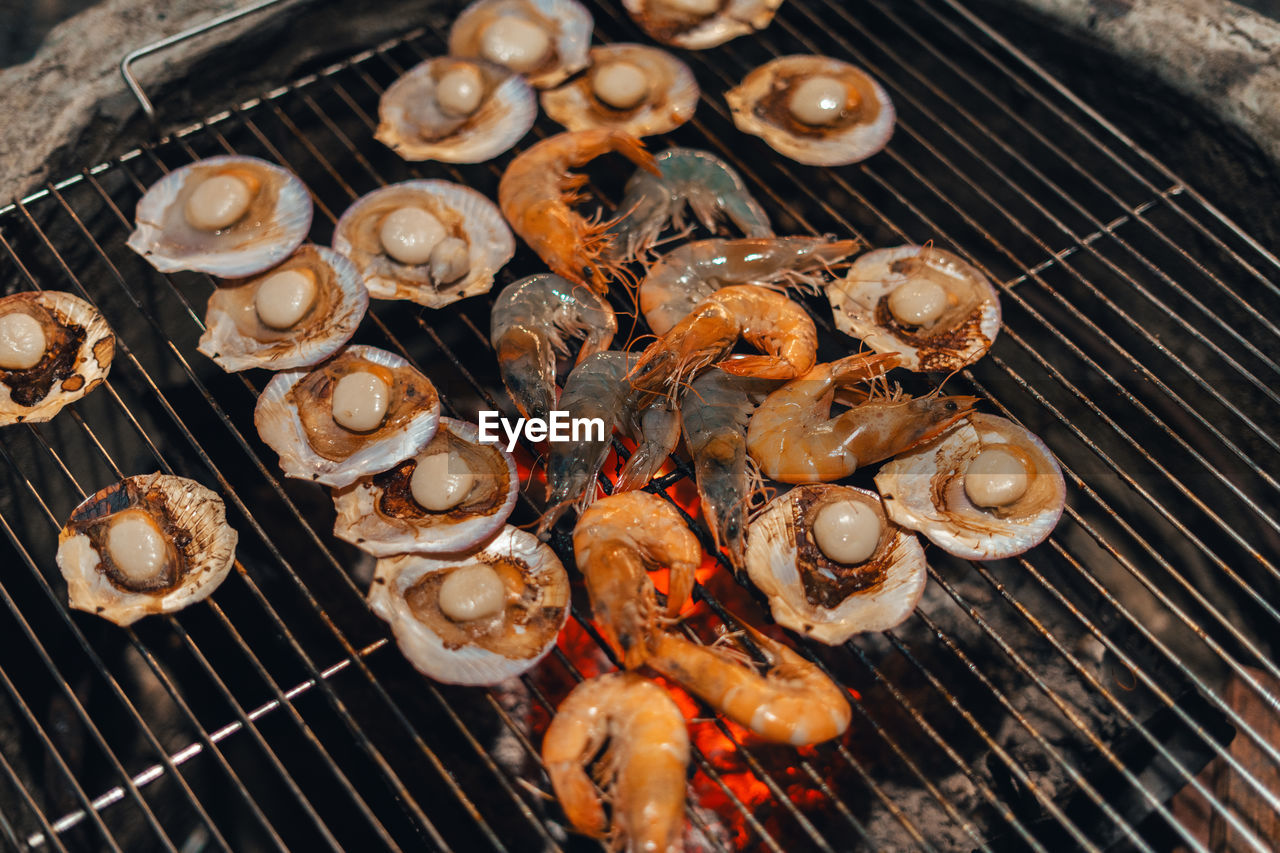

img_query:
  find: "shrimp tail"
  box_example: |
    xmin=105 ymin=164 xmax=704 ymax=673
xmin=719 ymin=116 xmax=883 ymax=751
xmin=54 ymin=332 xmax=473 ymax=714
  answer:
xmin=830 ymin=351 xmax=901 ymax=384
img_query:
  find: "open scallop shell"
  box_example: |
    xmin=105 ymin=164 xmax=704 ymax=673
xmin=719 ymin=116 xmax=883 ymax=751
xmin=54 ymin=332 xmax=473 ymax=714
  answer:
xmin=541 ymin=43 xmax=698 ymax=137
xmin=197 ymin=245 xmax=368 ymax=372
xmin=448 ymin=0 xmax=592 ymax=89
xmin=368 ymin=525 xmax=570 ymax=685
xmin=829 ymin=245 xmax=1001 ymax=372
xmin=332 ymin=180 xmax=514 ymax=309
xmin=254 ymin=345 xmax=441 ymax=487
xmin=622 ymin=0 xmax=783 ymax=49
xmin=332 ymin=418 xmax=518 ymax=556
xmin=726 ymin=55 xmax=895 ymax=167
xmin=0 ymin=291 xmax=114 ymax=425
xmin=375 ymin=57 xmax=536 ymax=163
xmin=746 ymin=484 xmax=927 ymax=644
xmin=127 ymin=155 xmax=313 ymax=278
xmin=875 ymin=414 xmax=1066 ymax=561
xmin=56 ymin=473 xmax=238 ymax=626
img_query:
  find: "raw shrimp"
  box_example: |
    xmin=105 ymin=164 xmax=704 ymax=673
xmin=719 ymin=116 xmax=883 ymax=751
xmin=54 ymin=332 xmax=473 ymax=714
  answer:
xmin=607 ymin=147 xmax=772 ymax=262
xmin=491 ymin=273 xmax=616 ymax=422
xmin=746 ymin=352 xmax=977 ymax=483
xmin=498 ymin=129 xmax=659 ymax=293
xmin=614 ymin=397 xmax=681 ymax=493
xmin=648 ymin=622 xmax=852 ymax=745
xmin=542 ymin=672 xmax=689 ymax=851
xmin=640 ymin=236 xmax=858 ymax=335
xmin=573 ymin=491 xmax=701 ymax=668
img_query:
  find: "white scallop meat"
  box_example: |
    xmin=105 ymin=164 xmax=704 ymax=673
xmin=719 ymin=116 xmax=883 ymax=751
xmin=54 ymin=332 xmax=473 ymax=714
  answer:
xmin=448 ymin=0 xmax=593 ymax=89
xmin=542 ymin=43 xmax=698 ymax=137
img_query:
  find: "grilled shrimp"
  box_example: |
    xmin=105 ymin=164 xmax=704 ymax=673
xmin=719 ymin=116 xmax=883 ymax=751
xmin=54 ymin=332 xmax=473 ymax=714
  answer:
xmin=615 ymin=397 xmax=681 ymax=493
xmin=573 ymin=492 xmax=701 ymax=668
xmin=648 ymin=623 xmax=852 ymax=746
xmin=746 ymin=352 xmax=977 ymax=483
xmin=607 ymin=147 xmax=772 ymax=262
xmin=491 ymin=273 xmax=616 ymax=422
xmin=640 ymin=236 xmax=858 ymax=335
xmin=542 ymin=672 xmax=689 ymax=852
xmin=498 ymin=129 xmax=659 ymax=293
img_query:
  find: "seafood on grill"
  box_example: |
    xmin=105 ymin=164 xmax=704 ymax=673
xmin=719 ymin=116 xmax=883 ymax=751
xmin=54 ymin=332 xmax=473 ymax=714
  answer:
xmin=332 ymin=418 xmax=518 ymax=556
xmin=573 ymin=491 xmax=701 ymax=669
xmin=490 ymin=273 xmax=616 ymax=422
xmin=333 ymin=180 xmax=513 ymax=309
xmin=542 ymin=672 xmax=689 ymax=851
xmin=875 ymin=413 xmax=1066 ymax=560
xmin=127 ymin=155 xmax=313 ymax=277
xmin=828 ymin=244 xmax=1002 ymax=372
xmin=606 ymin=147 xmax=773 ymax=262
xmin=56 ymin=473 xmax=238 ymax=626
xmin=622 ymin=0 xmax=784 ymax=49
xmin=254 ymin=345 xmax=441 ymax=488
xmin=746 ymin=484 xmax=927 ymax=644
xmin=726 ymin=55 xmax=895 ymax=167
xmin=497 ymin=129 xmax=659 ymax=294
xmin=0 ymin=291 xmax=114 ymax=425
xmin=448 ymin=0 xmax=592 ymax=89
xmin=368 ymin=525 xmax=569 ymax=684
xmin=197 ymin=245 xmax=367 ymax=372
xmin=746 ymin=352 xmax=977 ymax=483
xmin=375 ymin=56 xmax=536 ymax=163
xmin=542 ymin=43 xmax=698 ymax=138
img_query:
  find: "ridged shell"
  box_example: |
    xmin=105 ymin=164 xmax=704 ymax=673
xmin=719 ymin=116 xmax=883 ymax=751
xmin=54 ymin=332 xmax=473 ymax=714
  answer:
xmin=745 ymin=485 xmax=927 ymax=644
xmin=0 ymin=291 xmax=114 ymax=425
xmin=726 ymin=55 xmax=895 ymax=167
xmin=197 ymin=245 xmax=368 ymax=372
xmin=875 ymin=414 xmax=1066 ymax=561
xmin=332 ymin=180 xmax=514 ymax=308
xmin=367 ymin=525 xmax=570 ymax=685
xmin=254 ymin=345 xmax=441 ymax=487
xmin=126 ymin=155 xmax=313 ymax=278
xmin=829 ymin=245 xmax=1001 ymax=372
xmin=332 ymin=418 xmax=519 ymax=555
xmin=448 ymin=0 xmax=593 ymax=89
xmin=542 ymin=44 xmax=698 ymax=137
xmin=56 ymin=473 xmax=238 ymax=626
xmin=622 ymin=0 xmax=783 ymax=49
xmin=375 ymin=57 xmax=536 ymax=163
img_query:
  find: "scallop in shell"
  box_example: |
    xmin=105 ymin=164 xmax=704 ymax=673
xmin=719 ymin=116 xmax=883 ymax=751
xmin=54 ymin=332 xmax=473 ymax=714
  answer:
xmin=623 ymin=0 xmax=783 ymax=50
xmin=367 ymin=525 xmax=570 ymax=685
xmin=56 ymin=473 xmax=238 ymax=626
xmin=828 ymin=245 xmax=1001 ymax=372
xmin=376 ymin=57 xmax=536 ymax=163
xmin=746 ymin=484 xmax=926 ymax=644
xmin=0 ymin=291 xmax=114 ymax=425
xmin=254 ymin=345 xmax=441 ymax=487
xmin=726 ymin=55 xmax=895 ymax=167
xmin=448 ymin=0 xmax=592 ymax=89
xmin=542 ymin=43 xmax=698 ymax=137
xmin=197 ymin=245 xmax=367 ymax=372
xmin=875 ymin=414 xmax=1066 ymax=561
xmin=333 ymin=180 xmax=514 ymax=309
xmin=333 ymin=418 xmax=519 ymax=556
xmin=127 ymin=155 xmax=313 ymax=278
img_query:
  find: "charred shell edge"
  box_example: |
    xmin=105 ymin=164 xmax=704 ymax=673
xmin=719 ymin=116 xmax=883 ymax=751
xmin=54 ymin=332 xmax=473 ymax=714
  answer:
xmin=541 ymin=43 xmax=699 ymax=137
xmin=448 ymin=0 xmax=593 ymax=89
xmin=622 ymin=0 xmax=783 ymax=49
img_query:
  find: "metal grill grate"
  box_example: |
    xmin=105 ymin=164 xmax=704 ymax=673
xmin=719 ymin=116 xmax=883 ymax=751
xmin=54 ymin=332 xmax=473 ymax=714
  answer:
xmin=1 ymin=0 xmax=1278 ymax=850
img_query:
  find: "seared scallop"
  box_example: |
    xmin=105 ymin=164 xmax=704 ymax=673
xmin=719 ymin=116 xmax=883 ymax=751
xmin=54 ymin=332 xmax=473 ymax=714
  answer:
xmin=542 ymin=43 xmax=698 ymax=137
xmin=448 ymin=0 xmax=592 ymax=89
xmin=623 ymin=0 xmax=783 ymax=50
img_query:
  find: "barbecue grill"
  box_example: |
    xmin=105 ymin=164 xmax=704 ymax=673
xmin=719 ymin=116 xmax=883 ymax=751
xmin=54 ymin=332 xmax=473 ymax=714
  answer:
xmin=1 ymin=0 xmax=1278 ymax=850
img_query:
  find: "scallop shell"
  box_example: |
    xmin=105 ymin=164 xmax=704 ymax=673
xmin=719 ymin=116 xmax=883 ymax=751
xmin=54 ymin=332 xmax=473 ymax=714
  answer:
xmin=126 ymin=155 xmax=313 ymax=278
xmin=726 ymin=55 xmax=895 ymax=167
xmin=0 ymin=291 xmax=115 ymax=426
xmin=254 ymin=345 xmax=441 ymax=487
xmin=746 ymin=485 xmax=927 ymax=644
xmin=623 ymin=0 xmax=783 ymax=50
xmin=197 ymin=245 xmax=368 ymax=372
xmin=829 ymin=245 xmax=1001 ymax=372
xmin=542 ymin=43 xmax=699 ymax=137
xmin=55 ymin=473 xmax=238 ymax=626
xmin=448 ymin=0 xmax=593 ymax=89
xmin=875 ymin=414 xmax=1066 ymax=561
xmin=367 ymin=525 xmax=570 ymax=685
xmin=375 ymin=57 xmax=536 ymax=163
xmin=332 ymin=418 xmax=519 ymax=555
xmin=332 ymin=180 xmax=514 ymax=309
